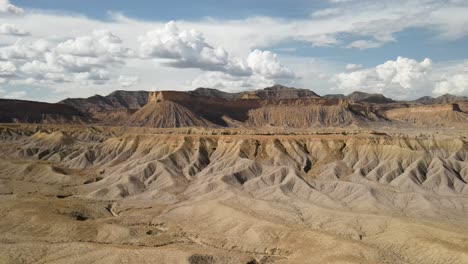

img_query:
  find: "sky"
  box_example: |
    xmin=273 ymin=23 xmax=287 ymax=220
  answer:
xmin=0 ymin=0 xmax=468 ymax=102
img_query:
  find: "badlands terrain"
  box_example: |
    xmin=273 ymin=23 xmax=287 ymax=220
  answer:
xmin=1 ymin=86 xmax=468 ymax=263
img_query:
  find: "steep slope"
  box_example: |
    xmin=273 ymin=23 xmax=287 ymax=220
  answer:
xmin=247 ymin=104 xmax=369 ymax=127
xmin=385 ymin=103 xmax=468 ymax=125
xmin=0 ymin=99 xmax=90 ymax=124
xmin=61 ymin=90 xmax=149 ymax=112
xmin=123 ymin=101 xmax=214 ymax=128
xmin=1 ymin=125 xmax=468 ymax=263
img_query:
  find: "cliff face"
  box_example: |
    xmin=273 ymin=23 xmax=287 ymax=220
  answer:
xmin=120 ymin=90 xmax=383 ymax=128
xmin=2 ymin=86 xmax=467 ymax=128
xmin=60 ymin=90 xmax=149 ymax=112
xmin=385 ymin=103 xmax=468 ymax=125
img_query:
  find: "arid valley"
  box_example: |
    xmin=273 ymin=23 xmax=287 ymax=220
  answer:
xmin=1 ymin=86 xmax=468 ymax=263
xmin=3 ymin=1 xmax=468 ymax=262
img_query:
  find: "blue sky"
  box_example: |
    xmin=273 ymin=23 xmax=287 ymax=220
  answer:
xmin=13 ymin=0 xmax=468 ymax=65
xmin=0 ymin=0 xmax=468 ymax=101
xmin=14 ymin=0 xmax=328 ymax=20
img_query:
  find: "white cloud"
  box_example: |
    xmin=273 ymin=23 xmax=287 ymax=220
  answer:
xmin=334 ymin=57 xmax=433 ymax=99
xmin=433 ymin=63 xmax=468 ymax=96
xmin=434 ymin=74 xmax=468 ymax=96
xmin=56 ymin=30 xmax=131 ymax=60
xmin=138 ymin=21 xmax=251 ymax=76
xmin=0 ymin=39 xmax=50 ymax=61
xmin=0 ymin=0 xmax=23 ymax=15
xmin=247 ymin=49 xmax=295 ymax=79
xmin=138 ymin=22 xmax=295 ymax=90
xmin=0 ymin=0 xmax=467 ymax=100
xmin=3 ymin=31 xmax=131 ymax=86
xmin=118 ymin=75 xmax=139 ymax=87
xmin=0 ymin=23 xmax=28 ymax=35
xmin=346 ymin=63 xmax=363 ymax=71
xmin=347 ymin=40 xmax=382 ymax=49
xmin=0 ymin=61 xmax=16 ymax=77
xmin=74 ymin=69 xmax=110 ymax=85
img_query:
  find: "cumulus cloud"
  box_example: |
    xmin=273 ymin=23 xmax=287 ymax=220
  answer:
xmin=434 ymin=74 xmax=468 ymax=96
xmin=189 ymin=50 xmax=295 ymax=91
xmin=0 ymin=23 xmax=28 ymax=35
xmin=433 ymin=63 xmax=468 ymax=96
xmin=0 ymin=39 xmax=50 ymax=61
xmin=139 ymin=21 xmax=251 ymax=76
xmin=56 ymin=30 xmax=131 ymax=60
xmin=139 ymin=22 xmax=295 ymax=88
xmin=118 ymin=75 xmax=139 ymax=87
xmin=0 ymin=0 xmax=467 ymax=100
xmin=0 ymin=0 xmax=23 ymax=15
xmin=2 ymin=31 xmax=131 ymax=86
xmin=334 ymin=57 xmax=433 ymax=99
xmin=247 ymin=50 xmax=295 ymax=79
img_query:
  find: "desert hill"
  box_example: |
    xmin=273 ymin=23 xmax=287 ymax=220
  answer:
xmin=324 ymin=91 xmax=394 ymax=104
xmin=1 ymin=124 xmax=468 ymax=263
xmin=413 ymin=93 xmax=468 ymax=104
xmin=119 ymin=91 xmax=385 ymax=128
xmin=385 ymin=103 xmax=468 ymax=125
xmin=346 ymin=91 xmax=394 ymax=104
xmin=1 ymin=86 xmax=467 ymax=128
xmin=123 ymin=100 xmax=214 ymax=128
xmin=0 ymin=99 xmax=90 ymax=124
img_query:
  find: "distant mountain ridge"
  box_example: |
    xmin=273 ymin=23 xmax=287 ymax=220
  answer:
xmin=412 ymin=94 xmax=468 ymax=104
xmin=323 ymin=91 xmax=394 ymax=104
xmin=0 ymin=85 xmax=466 ymax=128
xmin=0 ymin=99 xmax=90 ymax=124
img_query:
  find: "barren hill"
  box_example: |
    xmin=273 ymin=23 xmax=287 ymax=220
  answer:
xmin=346 ymin=91 xmax=394 ymax=104
xmin=1 ymin=86 xmax=467 ymax=129
xmin=385 ymin=103 xmax=468 ymax=125
xmin=413 ymin=94 xmax=468 ymax=104
xmin=123 ymin=100 xmax=213 ymax=128
xmin=0 ymin=99 xmax=90 ymax=124
xmin=1 ymin=124 xmax=468 ymax=263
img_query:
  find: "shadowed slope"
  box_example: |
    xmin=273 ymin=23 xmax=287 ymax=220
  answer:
xmin=123 ymin=101 xmax=214 ymax=128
